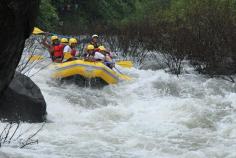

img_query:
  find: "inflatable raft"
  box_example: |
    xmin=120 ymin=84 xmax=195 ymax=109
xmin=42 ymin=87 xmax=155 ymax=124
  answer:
xmin=50 ymin=59 xmax=131 ymax=85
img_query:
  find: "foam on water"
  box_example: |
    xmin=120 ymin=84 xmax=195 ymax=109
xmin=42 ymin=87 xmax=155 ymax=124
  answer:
xmin=1 ymin=63 xmax=236 ymax=158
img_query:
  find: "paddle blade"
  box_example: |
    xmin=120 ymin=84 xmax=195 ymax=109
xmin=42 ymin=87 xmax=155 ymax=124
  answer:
xmin=28 ymin=55 xmax=44 ymax=62
xmin=32 ymin=27 xmax=45 ymax=35
xmin=116 ymin=61 xmax=133 ymax=68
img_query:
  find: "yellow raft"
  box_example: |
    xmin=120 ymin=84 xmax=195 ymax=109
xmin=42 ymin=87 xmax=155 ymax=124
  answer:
xmin=51 ymin=59 xmax=131 ymax=84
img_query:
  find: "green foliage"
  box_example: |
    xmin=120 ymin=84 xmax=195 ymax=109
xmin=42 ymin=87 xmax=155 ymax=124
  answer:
xmin=37 ymin=0 xmax=59 ymax=32
xmin=37 ymin=0 xmax=236 ymax=76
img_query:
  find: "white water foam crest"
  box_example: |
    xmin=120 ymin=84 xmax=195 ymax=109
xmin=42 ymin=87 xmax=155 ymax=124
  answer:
xmin=1 ymin=63 xmax=236 ymax=158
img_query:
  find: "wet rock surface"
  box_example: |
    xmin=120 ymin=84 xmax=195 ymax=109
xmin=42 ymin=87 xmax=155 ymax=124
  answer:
xmin=0 ymin=0 xmax=40 ymax=94
xmin=0 ymin=72 xmax=47 ymax=122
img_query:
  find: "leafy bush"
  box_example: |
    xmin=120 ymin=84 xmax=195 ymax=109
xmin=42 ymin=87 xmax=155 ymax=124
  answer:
xmin=38 ymin=0 xmax=236 ymax=78
xmin=37 ymin=0 xmax=59 ymax=32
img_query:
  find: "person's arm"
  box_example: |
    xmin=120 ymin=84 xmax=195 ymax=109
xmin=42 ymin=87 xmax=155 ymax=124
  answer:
xmin=83 ymin=44 xmax=88 ymax=53
xmin=41 ymin=33 xmax=51 ymax=49
xmin=105 ymin=54 xmax=112 ymax=62
xmin=41 ymin=33 xmax=54 ymax=60
xmin=74 ymin=49 xmax=80 ymax=57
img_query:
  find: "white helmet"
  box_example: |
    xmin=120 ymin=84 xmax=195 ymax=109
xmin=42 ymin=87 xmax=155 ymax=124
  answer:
xmin=92 ymin=34 xmax=99 ymax=38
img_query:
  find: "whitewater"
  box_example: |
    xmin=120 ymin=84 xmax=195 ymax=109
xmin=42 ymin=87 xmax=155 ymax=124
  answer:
xmin=1 ymin=60 xmax=236 ymax=158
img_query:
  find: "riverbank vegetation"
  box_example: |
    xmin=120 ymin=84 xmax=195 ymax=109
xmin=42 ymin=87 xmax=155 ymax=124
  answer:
xmin=37 ymin=0 xmax=236 ymax=80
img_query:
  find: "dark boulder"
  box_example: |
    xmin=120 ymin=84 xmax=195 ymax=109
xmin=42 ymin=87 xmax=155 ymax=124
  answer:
xmin=0 ymin=72 xmax=47 ymax=122
xmin=0 ymin=0 xmax=40 ymax=95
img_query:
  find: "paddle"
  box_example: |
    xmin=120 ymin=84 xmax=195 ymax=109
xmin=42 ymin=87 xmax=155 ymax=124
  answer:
xmin=28 ymin=55 xmax=44 ymax=62
xmin=115 ymin=60 xmax=133 ymax=68
xmin=32 ymin=27 xmax=45 ymax=35
xmin=28 ymin=54 xmax=134 ymax=68
xmin=103 ymin=61 xmax=131 ymax=80
xmin=113 ymin=67 xmax=132 ymax=80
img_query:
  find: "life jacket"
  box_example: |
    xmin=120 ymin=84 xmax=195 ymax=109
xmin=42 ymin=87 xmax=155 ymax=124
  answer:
xmin=53 ymin=44 xmax=64 ymax=58
xmin=94 ymin=48 xmax=100 ymax=52
xmin=71 ymin=49 xmax=76 ymax=57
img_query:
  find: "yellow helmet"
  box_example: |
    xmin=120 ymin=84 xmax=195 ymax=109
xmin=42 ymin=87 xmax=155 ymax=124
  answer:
xmin=61 ymin=38 xmax=68 ymax=43
xmin=69 ymin=38 xmax=78 ymax=45
xmin=51 ymin=35 xmax=58 ymax=41
xmin=98 ymin=46 xmax=106 ymax=51
xmin=87 ymin=44 xmax=94 ymax=50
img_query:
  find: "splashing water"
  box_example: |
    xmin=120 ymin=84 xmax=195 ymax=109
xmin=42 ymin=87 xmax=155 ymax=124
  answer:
xmin=1 ymin=62 xmax=236 ymax=158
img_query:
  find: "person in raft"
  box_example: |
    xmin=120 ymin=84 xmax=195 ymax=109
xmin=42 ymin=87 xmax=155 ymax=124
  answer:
xmin=60 ymin=38 xmax=69 ymax=46
xmin=89 ymin=34 xmax=101 ymax=49
xmin=84 ymin=44 xmax=105 ymax=61
xmin=84 ymin=45 xmax=114 ymax=68
xmin=42 ymin=34 xmax=64 ymax=63
xmin=98 ymin=46 xmax=115 ymax=69
xmin=63 ymin=38 xmax=79 ymax=61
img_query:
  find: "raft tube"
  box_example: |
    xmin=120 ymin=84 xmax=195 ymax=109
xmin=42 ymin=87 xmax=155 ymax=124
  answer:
xmin=50 ymin=59 xmax=131 ymax=84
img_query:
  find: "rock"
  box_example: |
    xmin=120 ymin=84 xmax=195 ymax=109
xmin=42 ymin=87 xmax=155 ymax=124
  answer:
xmin=0 ymin=72 xmax=47 ymax=122
xmin=0 ymin=0 xmax=40 ymax=94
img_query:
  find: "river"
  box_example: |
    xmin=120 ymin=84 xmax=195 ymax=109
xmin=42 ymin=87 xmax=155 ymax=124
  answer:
xmin=1 ymin=61 xmax=236 ymax=158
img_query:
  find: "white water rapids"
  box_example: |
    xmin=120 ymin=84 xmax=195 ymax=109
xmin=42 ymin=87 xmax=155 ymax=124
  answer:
xmin=1 ymin=61 xmax=236 ymax=158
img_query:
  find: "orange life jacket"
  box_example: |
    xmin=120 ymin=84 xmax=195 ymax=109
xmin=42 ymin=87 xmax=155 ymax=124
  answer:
xmin=53 ymin=44 xmax=64 ymax=58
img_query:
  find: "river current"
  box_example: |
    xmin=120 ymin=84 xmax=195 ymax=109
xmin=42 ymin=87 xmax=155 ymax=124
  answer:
xmin=1 ymin=60 xmax=236 ymax=158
